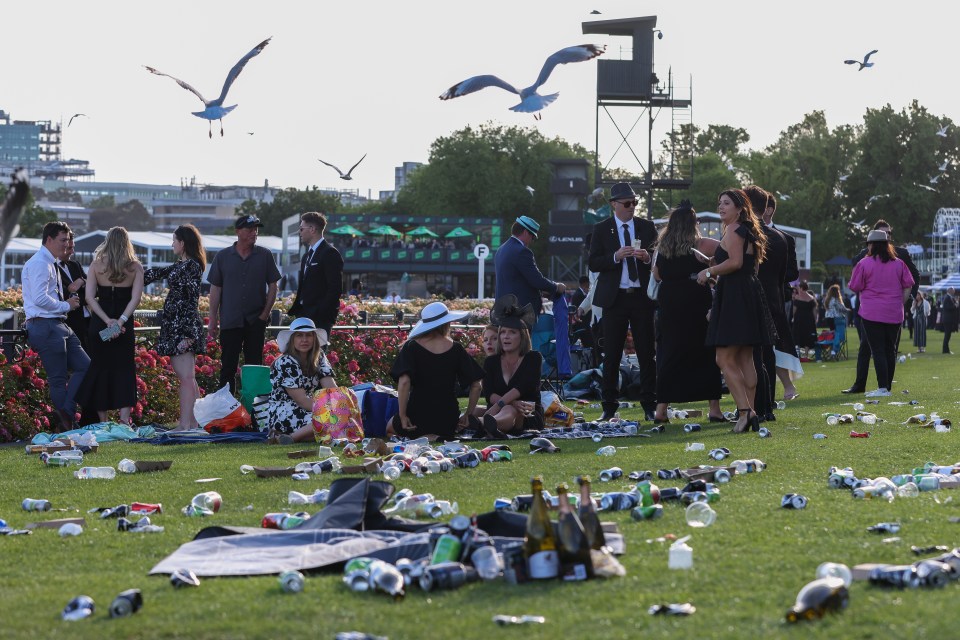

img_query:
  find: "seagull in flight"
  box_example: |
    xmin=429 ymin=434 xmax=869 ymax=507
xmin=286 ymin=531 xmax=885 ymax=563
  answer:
xmin=867 ymin=194 xmax=890 ymax=203
xmin=938 ymin=160 xmax=950 ymax=172
xmin=844 ymin=49 xmax=878 ymax=70
xmin=440 ymin=44 xmax=605 ymax=119
xmin=930 ymin=174 xmax=944 ymax=184
xmin=318 ymin=154 xmax=367 ymax=181
xmin=145 ymin=37 xmax=271 ymax=138
xmin=915 ymin=183 xmax=938 ymax=192
xmin=839 ymin=174 xmax=850 ymax=182
xmin=776 ymin=191 xmax=791 ymax=201
xmin=525 ymin=185 xmax=536 ymax=196
xmin=937 ymin=125 xmax=950 ymax=137
xmin=67 ymin=113 xmax=88 ymax=127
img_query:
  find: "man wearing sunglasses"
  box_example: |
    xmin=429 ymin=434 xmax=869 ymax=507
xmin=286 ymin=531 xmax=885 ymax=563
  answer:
xmin=588 ymin=183 xmax=658 ymax=421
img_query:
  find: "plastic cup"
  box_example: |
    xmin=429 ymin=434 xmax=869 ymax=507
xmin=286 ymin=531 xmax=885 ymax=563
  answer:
xmin=471 ymin=546 xmax=503 ymax=581
xmin=685 ymin=501 xmax=716 ymax=527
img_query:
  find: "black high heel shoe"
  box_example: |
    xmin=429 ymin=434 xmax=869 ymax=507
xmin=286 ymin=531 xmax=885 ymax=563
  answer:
xmin=732 ymin=408 xmax=759 ymax=433
xmin=748 ymin=410 xmax=761 ymax=432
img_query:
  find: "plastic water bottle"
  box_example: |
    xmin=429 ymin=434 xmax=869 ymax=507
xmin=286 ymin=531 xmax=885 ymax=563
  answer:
xmin=74 ymin=466 xmax=116 ymax=480
xmin=596 ymin=445 xmax=616 ymax=457
xmin=668 ymin=535 xmax=694 ymax=569
xmin=685 ymin=442 xmax=705 ymax=452
xmin=816 ymin=562 xmax=853 ymax=587
xmin=852 ymin=403 xmax=865 ymax=412
xmin=381 ymin=461 xmax=403 ymax=481
xmin=896 ymin=482 xmax=920 ymax=498
xmin=288 ymin=489 xmax=329 ymax=505
xmin=117 ymin=459 xmax=137 ymax=474
xmin=857 ymin=412 xmax=878 ymax=425
xmin=826 ymin=415 xmax=839 ymax=426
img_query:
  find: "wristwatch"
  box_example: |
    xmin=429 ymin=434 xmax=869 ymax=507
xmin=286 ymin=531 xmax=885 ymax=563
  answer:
xmin=705 ymin=270 xmax=712 ymax=279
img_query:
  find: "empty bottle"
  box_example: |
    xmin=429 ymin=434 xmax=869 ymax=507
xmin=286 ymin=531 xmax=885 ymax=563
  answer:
xmin=785 ymin=577 xmax=849 ymax=622
xmin=856 ymin=412 xmax=878 ymax=425
xmin=731 ymin=459 xmax=765 ymax=474
xmin=685 ymin=442 xmax=705 ymax=452
xmin=599 ymin=491 xmax=639 ymax=511
xmin=555 ymin=483 xmax=592 ymax=580
xmin=816 ymin=562 xmax=853 ymax=587
xmin=596 ymin=445 xmax=616 ymax=457
xmin=577 ymin=475 xmax=606 ymax=551
xmin=288 ymin=489 xmax=329 ymax=505
xmin=117 ymin=458 xmax=137 ymax=474
xmin=369 ymin=560 xmax=405 ymax=598
xmin=668 ymin=535 xmax=693 ymax=569
xmin=524 ymin=476 xmax=559 ymax=579
xmin=598 ymin=466 xmax=622 ymax=482
xmin=74 ymin=466 xmax=116 ymax=480
xmin=826 ymin=415 xmax=839 ymax=426
xmin=22 ymin=498 xmax=52 ymax=512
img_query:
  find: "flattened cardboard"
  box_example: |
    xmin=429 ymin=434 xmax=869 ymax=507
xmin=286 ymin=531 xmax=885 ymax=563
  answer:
xmin=27 ymin=517 xmax=85 ymax=529
xmin=252 ymin=466 xmax=296 ymax=478
xmin=134 ymin=460 xmax=173 ymax=472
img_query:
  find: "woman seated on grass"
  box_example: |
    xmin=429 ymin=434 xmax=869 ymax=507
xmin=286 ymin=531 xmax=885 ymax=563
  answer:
xmin=265 ymin=317 xmax=337 ymax=444
xmin=481 ymin=295 xmax=543 ymax=438
xmin=387 ymin=301 xmax=484 ymax=441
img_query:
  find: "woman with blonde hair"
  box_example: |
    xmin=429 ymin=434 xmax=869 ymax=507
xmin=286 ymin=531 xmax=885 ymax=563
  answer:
xmin=144 ymin=224 xmax=207 ymax=430
xmin=823 ymin=283 xmax=849 ymax=359
xmin=697 ymin=189 xmax=775 ymax=433
xmin=77 ymin=226 xmax=144 ymax=424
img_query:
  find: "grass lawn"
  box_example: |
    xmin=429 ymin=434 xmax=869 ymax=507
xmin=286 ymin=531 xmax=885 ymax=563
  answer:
xmin=2 ymin=332 xmax=960 ymax=640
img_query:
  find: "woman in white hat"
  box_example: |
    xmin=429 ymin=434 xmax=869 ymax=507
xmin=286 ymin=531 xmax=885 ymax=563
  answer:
xmin=387 ymin=301 xmax=484 ymax=440
xmin=265 ymin=317 xmax=337 ymax=443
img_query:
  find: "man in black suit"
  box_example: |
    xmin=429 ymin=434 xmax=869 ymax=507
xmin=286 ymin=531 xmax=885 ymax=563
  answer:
xmin=57 ymin=232 xmax=99 ymax=427
xmin=841 ymin=219 xmax=920 ymax=393
xmin=494 ymin=215 xmax=565 ymax=319
xmin=751 ymin=190 xmax=802 ymax=412
xmin=941 ymin=287 xmax=958 ymax=354
xmin=588 ymin=183 xmax=658 ymax=421
xmin=289 ymin=211 xmax=344 ymax=335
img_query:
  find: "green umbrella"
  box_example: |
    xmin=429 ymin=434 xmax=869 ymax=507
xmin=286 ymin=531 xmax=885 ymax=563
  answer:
xmin=444 ymin=226 xmax=474 ymax=238
xmin=329 ymin=224 xmax=365 ymax=236
xmin=368 ymin=224 xmax=402 ymax=237
xmin=406 ymin=226 xmax=439 ymax=237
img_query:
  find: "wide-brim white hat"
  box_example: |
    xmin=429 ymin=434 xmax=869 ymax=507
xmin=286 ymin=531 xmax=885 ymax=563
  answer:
xmin=408 ymin=301 xmax=469 ymax=339
xmin=277 ymin=317 xmax=329 ymax=352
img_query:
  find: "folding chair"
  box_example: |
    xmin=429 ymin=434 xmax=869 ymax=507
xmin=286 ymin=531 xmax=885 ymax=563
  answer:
xmin=240 ymin=365 xmax=272 ymax=430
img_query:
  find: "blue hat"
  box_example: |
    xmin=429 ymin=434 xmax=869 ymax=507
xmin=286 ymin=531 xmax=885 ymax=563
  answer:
xmin=515 ymin=215 xmax=540 ymax=238
xmin=609 ymin=183 xmax=638 ymax=202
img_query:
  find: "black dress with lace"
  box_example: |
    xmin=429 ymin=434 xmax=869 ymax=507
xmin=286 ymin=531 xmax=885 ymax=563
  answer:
xmin=706 ymin=226 xmax=777 ymax=347
xmin=77 ymin=285 xmax=137 ymax=411
xmin=144 ymin=260 xmax=205 ymax=356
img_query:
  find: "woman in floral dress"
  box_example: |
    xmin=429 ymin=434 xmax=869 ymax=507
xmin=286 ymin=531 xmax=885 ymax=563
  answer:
xmin=143 ymin=224 xmax=207 ymax=430
xmin=265 ymin=317 xmax=337 ymax=443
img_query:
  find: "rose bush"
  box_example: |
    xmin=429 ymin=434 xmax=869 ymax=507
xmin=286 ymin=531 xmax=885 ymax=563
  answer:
xmin=0 ymin=293 xmax=490 ymax=441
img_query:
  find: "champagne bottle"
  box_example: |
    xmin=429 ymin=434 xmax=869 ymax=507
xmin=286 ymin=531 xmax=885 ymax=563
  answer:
xmin=555 ymin=483 xmax=593 ymax=580
xmin=577 ymin=475 xmax=607 ymax=550
xmin=524 ymin=476 xmax=559 ymax=579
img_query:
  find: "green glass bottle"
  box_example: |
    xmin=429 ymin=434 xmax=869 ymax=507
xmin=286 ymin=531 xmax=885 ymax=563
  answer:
xmin=577 ymin=475 xmax=607 ymax=550
xmin=556 ymin=483 xmax=593 ymax=580
xmin=524 ymin=476 xmax=559 ymax=579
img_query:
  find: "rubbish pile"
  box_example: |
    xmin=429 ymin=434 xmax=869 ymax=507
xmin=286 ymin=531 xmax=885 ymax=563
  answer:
xmin=827 ymin=461 xmax=960 ymax=500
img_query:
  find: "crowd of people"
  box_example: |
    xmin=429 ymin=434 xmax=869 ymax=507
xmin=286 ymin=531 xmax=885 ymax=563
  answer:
xmin=20 ymin=194 xmax=959 ymax=440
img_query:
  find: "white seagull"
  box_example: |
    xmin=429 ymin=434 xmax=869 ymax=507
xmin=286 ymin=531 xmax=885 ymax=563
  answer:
xmin=937 ymin=125 xmax=950 ymax=137
xmin=776 ymin=191 xmax=791 ymax=201
xmin=938 ymin=160 xmax=950 ymax=172
xmin=67 ymin=113 xmax=88 ymax=127
xmin=839 ymin=174 xmax=850 ymax=182
xmin=525 ymin=185 xmax=536 ymax=196
xmin=930 ymin=174 xmax=944 ymax=184
xmin=145 ymin=37 xmax=271 ymax=138
xmin=915 ymin=183 xmax=937 ymax=192
xmin=844 ymin=49 xmax=878 ymax=70
xmin=868 ymin=194 xmax=890 ymax=203
xmin=319 ymin=154 xmax=367 ymax=181
xmin=440 ymin=44 xmax=605 ymax=119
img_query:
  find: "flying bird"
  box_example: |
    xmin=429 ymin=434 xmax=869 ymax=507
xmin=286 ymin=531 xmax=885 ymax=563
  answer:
xmin=525 ymin=185 xmax=535 ymax=196
xmin=67 ymin=113 xmax=88 ymax=127
xmin=844 ymin=49 xmax=878 ymax=70
xmin=318 ymin=154 xmax=367 ymax=181
xmin=915 ymin=183 xmax=938 ymax=192
xmin=439 ymin=44 xmax=605 ymax=119
xmin=937 ymin=125 xmax=949 ymax=137
xmin=839 ymin=174 xmax=850 ymax=182
xmin=847 ymin=218 xmax=866 ymax=229
xmin=590 ymin=9 xmax=601 ymax=14
xmin=930 ymin=174 xmax=944 ymax=184
xmin=938 ymin=160 xmax=949 ymax=172
xmin=145 ymin=36 xmax=271 ymax=138
xmin=776 ymin=191 xmax=791 ymax=201
xmin=247 ymin=132 xmax=255 ymax=136
xmin=0 ymin=168 xmax=29 ymax=259
xmin=867 ymin=194 xmax=890 ymax=203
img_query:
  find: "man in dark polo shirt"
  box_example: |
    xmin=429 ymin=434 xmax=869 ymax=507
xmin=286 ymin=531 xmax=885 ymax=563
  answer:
xmin=207 ymin=215 xmax=281 ymax=393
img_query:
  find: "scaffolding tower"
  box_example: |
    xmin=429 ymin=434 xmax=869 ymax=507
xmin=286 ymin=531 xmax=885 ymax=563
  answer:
xmin=930 ymin=207 xmax=960 ymax=278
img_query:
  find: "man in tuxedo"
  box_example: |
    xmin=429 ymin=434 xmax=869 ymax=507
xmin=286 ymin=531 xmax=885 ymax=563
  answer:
xmin=494 ymin=215 xmax=565 ymax=318
xmin=588 ymin=183 xmax=658 ymax=421
xmin=289 ymin=211 xmax=344 ymax=335
xmin=841 ymin=219 xmax=920 ymax=393
xmin=57 ymin=232 xmax=100 ymax=426
xmin=941 ymin=287 xmax=957 ymax=354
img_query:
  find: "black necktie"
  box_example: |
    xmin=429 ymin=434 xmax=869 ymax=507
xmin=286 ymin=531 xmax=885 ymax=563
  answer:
xmin=622 ymin=224 xmax=639 ymax=282
xmin=301 ymin=248 xmax=314 ymax=276
xmin=55 ymin=261 xmax=66 ymax=301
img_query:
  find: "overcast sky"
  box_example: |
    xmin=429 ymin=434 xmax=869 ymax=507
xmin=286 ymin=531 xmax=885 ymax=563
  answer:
xmin=5 ymin=1 xmax=957 ymax=198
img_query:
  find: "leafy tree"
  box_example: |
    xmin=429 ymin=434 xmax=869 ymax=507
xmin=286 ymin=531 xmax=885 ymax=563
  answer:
xmin=43 ymin=187 xmax=82 ymax=204
xmin=88 ymin=195 xmax=115 ymax=209
xmin=89 ymin=199 xmax=154 ymax=231
xmin=237 ymin=187 xmax=343 ymax=235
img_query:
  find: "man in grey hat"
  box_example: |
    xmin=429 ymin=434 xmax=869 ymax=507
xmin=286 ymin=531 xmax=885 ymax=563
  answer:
xmin=588 ymin=183 xmax=658 ymax=421
xmin=207 ymin=215 xmax=281 ymax=393
xmin=494 ymin=215 xmax=565 ymax=318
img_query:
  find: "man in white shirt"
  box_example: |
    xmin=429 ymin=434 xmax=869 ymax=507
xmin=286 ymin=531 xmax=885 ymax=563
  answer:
xmin=22 ymin=221 xmax=90 ymax=431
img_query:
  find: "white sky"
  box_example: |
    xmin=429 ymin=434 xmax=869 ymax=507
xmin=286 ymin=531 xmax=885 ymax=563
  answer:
xmin=5 ymin=1 xmax=958 ymax=197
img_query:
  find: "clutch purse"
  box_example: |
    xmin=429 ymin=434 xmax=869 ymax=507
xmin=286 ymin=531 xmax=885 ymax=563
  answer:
xmin=99 ymin=323 xmax=122 ymax=342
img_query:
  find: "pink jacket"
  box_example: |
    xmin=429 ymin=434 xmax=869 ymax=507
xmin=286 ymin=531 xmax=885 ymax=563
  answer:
xmin=849 ymin=256 xmax=915 ymax=324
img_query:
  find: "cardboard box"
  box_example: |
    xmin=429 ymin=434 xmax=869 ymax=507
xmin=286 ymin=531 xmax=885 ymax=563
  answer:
xmin=26 ymin=517 xmax=85 ymax=530
xmin=134 ymin=460 xmax=172 ymax=472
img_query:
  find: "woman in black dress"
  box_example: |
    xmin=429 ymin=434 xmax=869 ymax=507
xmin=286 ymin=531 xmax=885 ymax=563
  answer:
xmin=388 ymin=301 xmax=484 ymax=440
xmin=698 ymin=189 xmax=774 ymax=433
xmin=77 ymin=227 xmax=144 ymax=425
xmin=482 ymin=295 xmax=544 ymax=437
xmin=791 ymin=281 xmax=819 ymax=357
xmin=651 ymin=201 xmax=724 ymax=423
xmin=143 ymin=224 xmax=207 ymax=430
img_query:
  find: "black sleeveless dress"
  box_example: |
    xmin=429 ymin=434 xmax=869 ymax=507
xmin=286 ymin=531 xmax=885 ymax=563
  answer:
xmin=77 ymin=285 xmax=137 ymax=411
xmin=705 ymin=226 xmax=776 ymax=347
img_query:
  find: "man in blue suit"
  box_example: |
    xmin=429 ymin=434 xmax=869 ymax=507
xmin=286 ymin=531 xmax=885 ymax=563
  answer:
xmin=494 ymin=216 xmax=565 ymax=318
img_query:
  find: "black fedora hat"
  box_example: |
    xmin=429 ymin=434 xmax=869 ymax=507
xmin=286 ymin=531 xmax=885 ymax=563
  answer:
xmin=608 ymin=183 xmax=638 ymax=202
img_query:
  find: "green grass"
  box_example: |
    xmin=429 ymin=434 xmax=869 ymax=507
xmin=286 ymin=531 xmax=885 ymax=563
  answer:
xmin=2 ymin=333 xmax=960 ymax=639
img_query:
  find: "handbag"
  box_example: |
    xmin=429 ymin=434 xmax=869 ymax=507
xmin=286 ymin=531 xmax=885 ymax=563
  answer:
xmin=646 ymin=250 xmax=661 ymax=301
xmin=311 ymin=386 xmax=364 ymax=444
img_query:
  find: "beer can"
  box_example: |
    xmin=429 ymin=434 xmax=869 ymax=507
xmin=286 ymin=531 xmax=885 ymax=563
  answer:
xmin=599 ymin=466 xmax=623 ymax=482
xmin=501 ymin=544 xmax=529 ymax=584
xmin=868 ymin=565 xmax=919 ymax=588
xmin=713 ymin=469 xmax=732 ymax=484
xmin=758 ymin=427 xmax=772 ymax=438
xmin=419 ymin=562 xmax=476 ymax=592
xmin=454 ymin=450 xmax=481 ymax=468
xmin=170 ymin=568 xmax=201 ymax=588
xmin=431 ymin=533 xmax=463 ymax=564
xmin=493 ymin=497 xmax=511 ymax=510
xmin=591 ymin=433 xmax=604 ymax=443
xmin=628 ymin=470 xmax=653 ymax=481
xmin=867 ymin=522 xmax=901 ymax=534
xmin=261 ymin=513 xmax=287 ymax=529
xmin=279 ymin=569 xmax=305 ymax=593
xmin=62 ymin=595 xmax=95 ymax=621
xmin=130 ymin=502 xmax=163 ymax=515
xmin=109 ymin=589 xmax=143 ymax=617
xmin=21 ymin=498 xmax=51 ymax=512
xmin=683 ymin=423 xmax=701 ymax=433
xmin=630 ymin=503 xmax=664 ymax=520
xmin=781 ymin=493 xmax=808 ymax=509
xmin=599 ymin=492 xmax=639 ymax=511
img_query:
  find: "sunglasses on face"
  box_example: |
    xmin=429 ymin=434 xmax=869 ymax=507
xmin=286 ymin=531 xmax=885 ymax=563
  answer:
xmin=617 ymin=200 xmax=638 ymax=207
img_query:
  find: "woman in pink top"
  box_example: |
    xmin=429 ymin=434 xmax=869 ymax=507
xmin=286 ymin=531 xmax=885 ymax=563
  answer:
xmin=848 ymin=229 xmax=916 ymax=397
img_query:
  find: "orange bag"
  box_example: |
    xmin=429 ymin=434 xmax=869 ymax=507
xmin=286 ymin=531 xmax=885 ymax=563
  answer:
xmin=205 ymin=405 xmax=252 ymax=434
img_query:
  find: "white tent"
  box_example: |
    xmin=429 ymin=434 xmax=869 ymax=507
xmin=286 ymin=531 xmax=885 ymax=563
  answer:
xmin=929 ymin=273 xmax=960 ymax=291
